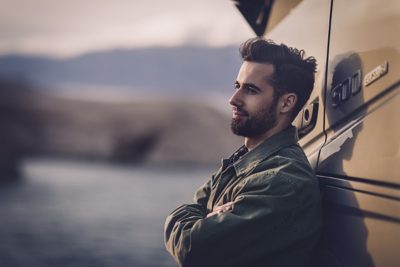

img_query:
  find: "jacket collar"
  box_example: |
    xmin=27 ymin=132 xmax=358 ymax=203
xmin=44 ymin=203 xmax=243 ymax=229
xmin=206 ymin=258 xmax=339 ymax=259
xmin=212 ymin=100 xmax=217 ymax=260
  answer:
xmin=232 ymin=125 xmax=299 ymax=177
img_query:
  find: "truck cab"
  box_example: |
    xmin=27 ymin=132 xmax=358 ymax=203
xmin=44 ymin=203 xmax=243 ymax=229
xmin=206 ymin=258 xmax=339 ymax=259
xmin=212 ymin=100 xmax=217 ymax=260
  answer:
xmin=232 ymin=0 xmax=400 ymax=266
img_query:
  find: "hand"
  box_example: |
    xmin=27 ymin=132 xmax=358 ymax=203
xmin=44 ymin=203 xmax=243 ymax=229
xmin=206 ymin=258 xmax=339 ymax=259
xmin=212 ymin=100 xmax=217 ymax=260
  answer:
xmin=206 ymin=201 xmax=234 ymax=218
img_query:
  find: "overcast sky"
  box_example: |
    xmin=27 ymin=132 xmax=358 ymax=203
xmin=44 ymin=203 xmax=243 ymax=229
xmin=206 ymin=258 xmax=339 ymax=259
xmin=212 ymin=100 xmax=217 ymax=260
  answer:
xmin=0 ymin=0 xmax=254 ymax=57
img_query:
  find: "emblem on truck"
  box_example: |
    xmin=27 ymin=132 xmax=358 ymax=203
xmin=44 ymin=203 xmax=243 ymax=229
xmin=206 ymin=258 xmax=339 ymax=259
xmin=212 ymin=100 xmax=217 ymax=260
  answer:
xmin=363 ymin=61 xmax=389 ymax=87
xmin=331 ymin=70 xmax=362 ymax=108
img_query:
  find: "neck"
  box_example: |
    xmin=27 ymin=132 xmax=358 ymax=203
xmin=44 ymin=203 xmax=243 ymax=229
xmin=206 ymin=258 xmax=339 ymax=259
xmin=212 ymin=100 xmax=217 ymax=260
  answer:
xmin=244 ymin=121 xmax=291 ymax=150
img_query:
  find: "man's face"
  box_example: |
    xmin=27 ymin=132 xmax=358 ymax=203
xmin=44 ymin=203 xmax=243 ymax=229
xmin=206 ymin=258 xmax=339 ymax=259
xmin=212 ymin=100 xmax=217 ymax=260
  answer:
xmin=229 ymin=61 xmax=279 ymax=137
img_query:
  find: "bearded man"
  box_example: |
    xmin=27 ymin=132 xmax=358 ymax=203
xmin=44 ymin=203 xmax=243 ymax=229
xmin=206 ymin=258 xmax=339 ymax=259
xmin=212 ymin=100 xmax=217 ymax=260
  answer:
xmin=164 ymin=37 xmax=322 ymax=267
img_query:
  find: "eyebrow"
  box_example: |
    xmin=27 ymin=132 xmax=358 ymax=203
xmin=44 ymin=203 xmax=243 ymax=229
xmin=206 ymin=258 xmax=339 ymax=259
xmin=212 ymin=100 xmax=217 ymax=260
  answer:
xmin=235 ymin=81 xmax=262 ymax=92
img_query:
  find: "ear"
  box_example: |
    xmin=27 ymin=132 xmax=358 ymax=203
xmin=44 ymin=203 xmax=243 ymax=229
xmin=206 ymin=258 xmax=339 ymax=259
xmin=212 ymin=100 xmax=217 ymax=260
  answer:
xmin=279 ymin=93 xmax=297 ymax=114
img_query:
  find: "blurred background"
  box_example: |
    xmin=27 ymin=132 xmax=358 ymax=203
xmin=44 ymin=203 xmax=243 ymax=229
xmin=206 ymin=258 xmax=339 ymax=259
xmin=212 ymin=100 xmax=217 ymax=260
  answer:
xmin=0 ymin=1 xmax=253 ymax=266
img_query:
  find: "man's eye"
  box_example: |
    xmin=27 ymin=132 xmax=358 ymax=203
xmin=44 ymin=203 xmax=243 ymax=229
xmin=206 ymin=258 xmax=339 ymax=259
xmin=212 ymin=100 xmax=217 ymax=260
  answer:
xmin=234 ymin=83 xmax=240 ymax=90
xmin=246 ymin=87 xmax=258 ymax=94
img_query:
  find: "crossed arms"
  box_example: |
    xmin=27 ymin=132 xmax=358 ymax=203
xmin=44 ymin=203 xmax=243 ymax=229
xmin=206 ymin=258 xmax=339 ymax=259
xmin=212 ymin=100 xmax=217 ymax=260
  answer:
xmin=164 ymin=171 xmax=320 ymax=267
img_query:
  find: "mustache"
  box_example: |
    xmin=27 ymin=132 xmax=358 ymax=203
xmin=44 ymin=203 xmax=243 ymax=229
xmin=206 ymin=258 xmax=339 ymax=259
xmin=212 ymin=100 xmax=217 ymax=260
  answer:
xmin=232 ymin=106 xmax=249 ymax=116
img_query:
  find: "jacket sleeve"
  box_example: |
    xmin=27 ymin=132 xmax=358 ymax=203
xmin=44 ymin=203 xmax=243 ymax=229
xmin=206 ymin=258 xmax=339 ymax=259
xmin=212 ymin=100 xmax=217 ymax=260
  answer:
xmin=193 ymin=178 xmax=212 ymax=209
xmin=164 ymin=171 xmax=317 ymax=267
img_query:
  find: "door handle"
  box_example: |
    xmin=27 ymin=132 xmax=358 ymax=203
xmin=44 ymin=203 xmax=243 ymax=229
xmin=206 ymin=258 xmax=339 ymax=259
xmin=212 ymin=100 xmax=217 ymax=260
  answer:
xmin=299 ymin=98 xmax=319 ymax=138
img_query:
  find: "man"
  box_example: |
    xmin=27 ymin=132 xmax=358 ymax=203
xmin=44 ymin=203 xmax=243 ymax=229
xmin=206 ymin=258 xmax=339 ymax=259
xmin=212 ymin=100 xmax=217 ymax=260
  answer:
xmin=164 ymin=37 xmax=322 ymax=267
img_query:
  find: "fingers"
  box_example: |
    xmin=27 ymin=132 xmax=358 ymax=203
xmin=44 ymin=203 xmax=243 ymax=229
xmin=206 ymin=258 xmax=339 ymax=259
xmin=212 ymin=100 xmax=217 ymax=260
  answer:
xmin=206 ymin=202 xmax=234 ymax=218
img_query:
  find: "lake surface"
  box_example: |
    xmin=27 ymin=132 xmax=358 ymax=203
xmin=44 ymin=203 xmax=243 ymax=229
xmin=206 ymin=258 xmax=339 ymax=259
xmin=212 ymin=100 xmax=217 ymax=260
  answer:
xmin=0 ymin=158 xmax=213 ymax=267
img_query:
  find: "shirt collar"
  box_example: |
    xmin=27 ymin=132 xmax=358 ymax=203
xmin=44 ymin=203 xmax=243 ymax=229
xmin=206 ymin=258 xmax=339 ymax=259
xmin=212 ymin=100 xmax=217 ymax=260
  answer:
xmin=232 ymin=125 xmax=299 ymax=177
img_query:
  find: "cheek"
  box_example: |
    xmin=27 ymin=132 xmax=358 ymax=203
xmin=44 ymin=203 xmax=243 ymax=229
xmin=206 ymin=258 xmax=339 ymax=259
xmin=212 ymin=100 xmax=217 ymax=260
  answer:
xmin=247 ymin=98 xmax=273 ymax=114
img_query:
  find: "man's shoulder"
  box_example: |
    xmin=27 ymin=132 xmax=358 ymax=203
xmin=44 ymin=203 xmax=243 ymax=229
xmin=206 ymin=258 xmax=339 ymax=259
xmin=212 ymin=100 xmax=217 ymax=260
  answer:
xmin=250 ymin=144 xmax=316 ymax=185
xmin=236 ymin=144 xmax=319 ymax=202
xmin=261 ymin=143 xmax=311 ymax=169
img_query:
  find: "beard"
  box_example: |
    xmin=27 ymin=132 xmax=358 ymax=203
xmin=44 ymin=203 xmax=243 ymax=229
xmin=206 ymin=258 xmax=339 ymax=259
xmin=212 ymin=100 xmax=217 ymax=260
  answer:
xmin=230 ymin=102 xmax=278 ymax=138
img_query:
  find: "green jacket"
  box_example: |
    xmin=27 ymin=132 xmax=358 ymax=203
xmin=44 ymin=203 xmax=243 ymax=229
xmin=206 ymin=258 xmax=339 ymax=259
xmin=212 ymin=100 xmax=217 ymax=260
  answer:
xmin=164 ymin=126 xmax=322 ymax=267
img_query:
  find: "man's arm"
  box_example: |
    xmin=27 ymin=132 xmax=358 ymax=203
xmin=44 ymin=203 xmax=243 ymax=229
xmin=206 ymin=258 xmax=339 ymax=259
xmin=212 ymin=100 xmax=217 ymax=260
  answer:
xmin=193 ymin=178 xmax=212 ymax=209
xmin=164 ymin=170 xmax=321 ymax=267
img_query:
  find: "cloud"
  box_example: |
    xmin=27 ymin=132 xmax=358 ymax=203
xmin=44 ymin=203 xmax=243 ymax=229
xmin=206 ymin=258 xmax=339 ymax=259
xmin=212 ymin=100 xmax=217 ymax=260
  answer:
xmin=0 ymin=0 xmax=253 ymax=57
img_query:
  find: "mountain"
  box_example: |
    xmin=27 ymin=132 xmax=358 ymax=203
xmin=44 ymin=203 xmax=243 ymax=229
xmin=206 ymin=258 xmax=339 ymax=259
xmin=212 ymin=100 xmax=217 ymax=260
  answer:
xmin=0 ymin=47 xmax=244 ymax=178
xmin=0 ymin=46 xmax=242 ymax=95
xmin=0 ymin=81 xmax=242 ymax=178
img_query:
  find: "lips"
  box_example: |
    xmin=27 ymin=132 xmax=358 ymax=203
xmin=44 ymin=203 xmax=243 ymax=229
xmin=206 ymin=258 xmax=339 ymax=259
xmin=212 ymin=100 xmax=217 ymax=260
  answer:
xmin=232 ymin=107 xmax=248 ymax=117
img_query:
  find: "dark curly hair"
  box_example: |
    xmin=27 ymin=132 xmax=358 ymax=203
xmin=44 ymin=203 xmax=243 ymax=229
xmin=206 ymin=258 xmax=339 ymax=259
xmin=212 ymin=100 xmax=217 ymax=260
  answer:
xmin=239 ymin=37 xmax=317 ymax=119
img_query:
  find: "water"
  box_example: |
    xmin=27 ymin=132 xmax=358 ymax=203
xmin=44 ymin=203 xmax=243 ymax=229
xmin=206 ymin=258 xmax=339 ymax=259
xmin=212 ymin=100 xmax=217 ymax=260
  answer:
xmin=0 ymin=158 xmax=212 ymax=267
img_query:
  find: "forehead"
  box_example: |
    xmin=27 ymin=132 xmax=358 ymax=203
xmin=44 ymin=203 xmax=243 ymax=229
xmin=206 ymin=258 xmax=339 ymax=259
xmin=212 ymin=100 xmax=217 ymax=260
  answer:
xmin=236 ymin=61 xmax=275 ymax=85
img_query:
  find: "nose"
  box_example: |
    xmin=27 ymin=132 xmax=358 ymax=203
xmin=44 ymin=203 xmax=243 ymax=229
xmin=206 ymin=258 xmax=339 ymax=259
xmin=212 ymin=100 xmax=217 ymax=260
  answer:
xmin=229 ymin=88 xmax=243 ymax=107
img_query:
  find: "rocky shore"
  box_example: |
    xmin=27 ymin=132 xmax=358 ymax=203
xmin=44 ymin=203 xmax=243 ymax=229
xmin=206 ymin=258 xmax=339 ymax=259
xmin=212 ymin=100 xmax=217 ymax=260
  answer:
xmin=0 ymin=80 xmax=241 ymax=179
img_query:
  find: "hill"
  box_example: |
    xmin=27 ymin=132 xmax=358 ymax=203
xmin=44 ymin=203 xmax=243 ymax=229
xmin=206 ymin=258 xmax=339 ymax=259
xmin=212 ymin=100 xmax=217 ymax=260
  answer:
xmin=0 ymin=46 xmax=241 ymax=95
xmin=0 ymin=80 xmax=242 ymax=179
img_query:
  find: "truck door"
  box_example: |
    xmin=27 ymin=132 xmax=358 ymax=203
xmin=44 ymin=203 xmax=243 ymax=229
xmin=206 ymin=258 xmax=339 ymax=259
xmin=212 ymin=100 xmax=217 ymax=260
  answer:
xmin=317 ymin=0 xmax=400 ymax=266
